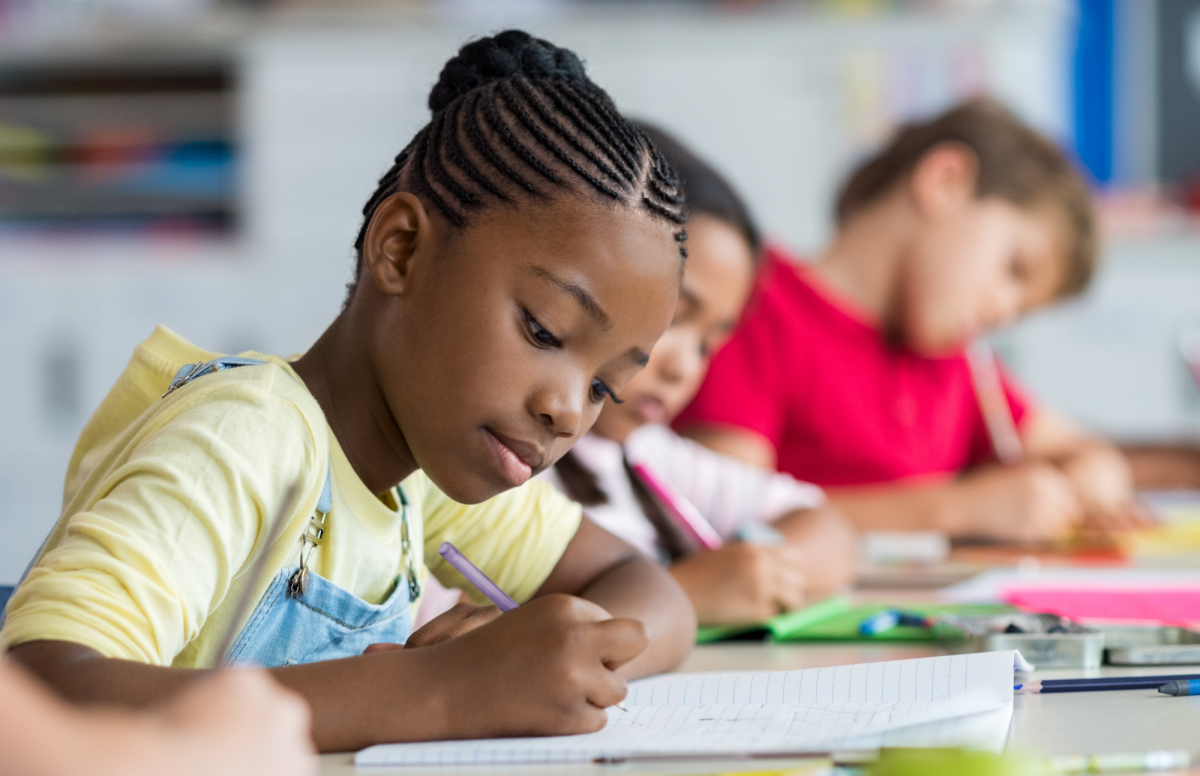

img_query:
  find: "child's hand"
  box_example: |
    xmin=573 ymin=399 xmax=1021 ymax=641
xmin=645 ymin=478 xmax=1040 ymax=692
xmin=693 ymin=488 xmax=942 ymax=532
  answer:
xmin=160 ymin=670 xmax=316 ymax=776
xmin=951 ymin=462 xmax=1083 ymax=543
xmin=669 ymin=543 xmax=806 ymax=625
xmin=429 ymin=593 xmax=647 ymax=738
xmin=405 ymin=602 xmax=502 ymax=648
xmin=1059 ymin=447 xmax=1152 ymax=533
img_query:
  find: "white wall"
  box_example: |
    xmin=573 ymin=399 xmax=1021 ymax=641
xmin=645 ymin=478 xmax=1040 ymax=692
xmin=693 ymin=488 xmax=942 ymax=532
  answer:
xmin=8 ymin=3 xmax=1178 ymax=583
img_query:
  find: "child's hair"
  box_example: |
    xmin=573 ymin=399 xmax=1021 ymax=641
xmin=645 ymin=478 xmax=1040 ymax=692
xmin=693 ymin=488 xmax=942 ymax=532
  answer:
xmin=349 ymin=30 xmax=687 ymax=296
xmin=835 ymin=98 xmax=1097 ymax=297
xmin=554 ymin=124 xmax=760 ymax=537
xmin=635 ymin=122 xmax=762 ymax=259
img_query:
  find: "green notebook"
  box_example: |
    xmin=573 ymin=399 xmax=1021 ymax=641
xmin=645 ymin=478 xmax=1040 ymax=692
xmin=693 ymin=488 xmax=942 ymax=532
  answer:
xmin=696 ymin=598 xmax=1016 ymax=644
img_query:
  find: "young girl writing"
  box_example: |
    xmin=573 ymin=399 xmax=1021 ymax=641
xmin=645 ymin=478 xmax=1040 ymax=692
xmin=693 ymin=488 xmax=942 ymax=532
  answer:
xmin=675 ymin=99 xmax=1144 ymax=544
xmin=0 ymin=659 xmax=315 ymax=776
xmin=546 ymin=125 xmax=857 ymax=626
xmin=1 ymin=31 xmax=696 ymax=752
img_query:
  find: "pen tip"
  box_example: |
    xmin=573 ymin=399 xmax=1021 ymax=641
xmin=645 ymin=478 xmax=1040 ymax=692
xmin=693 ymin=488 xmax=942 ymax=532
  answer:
xmin=615 ymin=701 xmax=628 ymax=711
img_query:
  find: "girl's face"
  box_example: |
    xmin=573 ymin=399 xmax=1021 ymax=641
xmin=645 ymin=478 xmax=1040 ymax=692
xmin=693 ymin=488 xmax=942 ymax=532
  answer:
xmin=895 ymin=199 xmax=1067 ymax=354
xmin=367 ymin=194 xmax=681 ymax=504
xmin=589 ymin=215 xmax=756 ymax=444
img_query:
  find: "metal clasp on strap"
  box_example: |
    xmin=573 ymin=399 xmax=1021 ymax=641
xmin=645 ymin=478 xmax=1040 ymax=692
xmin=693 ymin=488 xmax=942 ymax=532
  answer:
xmin=288 ymin=465 xmax=334 ymax=599
xmin=162 ymin=357 xmax=269 ymax=398
xmin=397 ymin=486 xmax=421 ymax=602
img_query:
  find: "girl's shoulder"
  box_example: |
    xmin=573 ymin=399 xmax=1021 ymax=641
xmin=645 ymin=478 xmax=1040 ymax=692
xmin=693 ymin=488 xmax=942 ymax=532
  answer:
xmin=65 ymin=327 xmax=326 ymax=507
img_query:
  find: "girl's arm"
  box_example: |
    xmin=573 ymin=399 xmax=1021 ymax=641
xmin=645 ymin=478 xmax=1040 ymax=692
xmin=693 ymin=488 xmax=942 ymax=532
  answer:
xmin=11 ymin=591 xmax=649 ymax=752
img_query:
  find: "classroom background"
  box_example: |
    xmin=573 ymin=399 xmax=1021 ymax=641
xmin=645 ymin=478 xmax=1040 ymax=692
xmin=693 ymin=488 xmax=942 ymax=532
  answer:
xmin=1 ymin=0 xmax=1198 ymax=584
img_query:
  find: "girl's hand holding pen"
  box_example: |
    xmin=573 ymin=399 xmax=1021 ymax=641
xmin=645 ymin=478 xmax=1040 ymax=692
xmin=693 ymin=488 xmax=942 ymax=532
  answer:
xmin=423 ymin=594 xmax=647 ymax=738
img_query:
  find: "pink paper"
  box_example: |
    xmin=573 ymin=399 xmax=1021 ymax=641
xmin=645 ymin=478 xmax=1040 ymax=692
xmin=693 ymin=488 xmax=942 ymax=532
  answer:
xmin=1004 ymin=587 xmax=1200 ymax=627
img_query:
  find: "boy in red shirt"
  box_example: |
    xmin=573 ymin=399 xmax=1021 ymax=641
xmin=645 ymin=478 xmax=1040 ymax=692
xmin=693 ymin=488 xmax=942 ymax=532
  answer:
xmin=675 ymin=99 xmax=1144 ymax=544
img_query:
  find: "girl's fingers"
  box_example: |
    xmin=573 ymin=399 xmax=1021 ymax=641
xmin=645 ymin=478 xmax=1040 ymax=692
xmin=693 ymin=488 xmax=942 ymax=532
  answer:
xmin=592 ymin=617 xmax=650 ymax=670
xmin=587 ymin=669 xmax=630 ymax=710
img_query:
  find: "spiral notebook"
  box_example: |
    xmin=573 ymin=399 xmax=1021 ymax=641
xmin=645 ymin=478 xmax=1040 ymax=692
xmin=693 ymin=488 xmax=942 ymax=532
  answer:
xmin=355 ymin=650 xmax=1022 ymax=766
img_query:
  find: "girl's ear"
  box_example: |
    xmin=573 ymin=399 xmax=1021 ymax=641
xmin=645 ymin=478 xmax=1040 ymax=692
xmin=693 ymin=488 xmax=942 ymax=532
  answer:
xmin=361 ymin=192 xmax=432 ymax=297
xmin=909 ymin=142 xmax=980 ymax=218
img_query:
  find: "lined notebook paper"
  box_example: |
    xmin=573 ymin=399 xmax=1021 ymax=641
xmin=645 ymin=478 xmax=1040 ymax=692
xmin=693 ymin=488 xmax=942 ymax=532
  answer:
xmin=356 ymin=650 xmax=1020 ymax=766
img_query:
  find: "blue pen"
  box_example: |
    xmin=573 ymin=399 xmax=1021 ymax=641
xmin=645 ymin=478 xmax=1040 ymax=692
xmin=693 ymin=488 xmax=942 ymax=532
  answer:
xmin=1159 ymin=679 xmax=1200 ymax=697
xmin=859 ymin=610 xmax=901 ymax=636
xmin=859 ymin=609 xmax=935 ymax=637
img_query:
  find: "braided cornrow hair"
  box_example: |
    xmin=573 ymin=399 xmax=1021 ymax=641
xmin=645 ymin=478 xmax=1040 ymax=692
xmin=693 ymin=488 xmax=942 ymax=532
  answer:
xmin=349 ymin=30 xmax=687 ymax=298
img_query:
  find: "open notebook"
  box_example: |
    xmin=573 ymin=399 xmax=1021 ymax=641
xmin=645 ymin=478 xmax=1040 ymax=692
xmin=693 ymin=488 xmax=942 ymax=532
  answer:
xmin=356 ymin=650 xmax=1024 ymax=767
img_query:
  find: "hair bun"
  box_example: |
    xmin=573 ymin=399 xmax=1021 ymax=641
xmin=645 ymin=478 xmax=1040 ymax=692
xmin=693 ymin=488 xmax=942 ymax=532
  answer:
xmin=428 ymin=30 xmax=593 ymax=113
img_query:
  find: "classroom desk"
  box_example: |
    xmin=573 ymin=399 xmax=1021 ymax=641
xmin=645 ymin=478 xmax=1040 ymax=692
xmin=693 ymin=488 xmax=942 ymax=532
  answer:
xmin=317 ymin=642 xmax=1200 ymax=775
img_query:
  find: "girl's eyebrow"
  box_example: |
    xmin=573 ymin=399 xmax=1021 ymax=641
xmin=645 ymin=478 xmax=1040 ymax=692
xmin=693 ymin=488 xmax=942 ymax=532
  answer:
xmin=530 ymin=265 xmax=612 ymax=331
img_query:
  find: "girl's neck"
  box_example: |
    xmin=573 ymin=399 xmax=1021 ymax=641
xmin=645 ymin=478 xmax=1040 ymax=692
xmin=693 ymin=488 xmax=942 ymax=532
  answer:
xmin=292 ymin=313 xmax=419 ymax=497
xmin=812 ymin=195 xmax=911 ymax=327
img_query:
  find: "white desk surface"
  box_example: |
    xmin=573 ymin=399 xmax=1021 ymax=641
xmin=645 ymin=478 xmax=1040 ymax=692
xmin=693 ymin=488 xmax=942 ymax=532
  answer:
xmin=318 ymin=642 xmax=1200 ymax=775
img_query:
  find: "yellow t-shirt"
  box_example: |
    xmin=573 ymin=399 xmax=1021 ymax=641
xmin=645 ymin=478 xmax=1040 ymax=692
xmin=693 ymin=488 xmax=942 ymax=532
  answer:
xmin=0 ymin=326 xmax=581 ymax=668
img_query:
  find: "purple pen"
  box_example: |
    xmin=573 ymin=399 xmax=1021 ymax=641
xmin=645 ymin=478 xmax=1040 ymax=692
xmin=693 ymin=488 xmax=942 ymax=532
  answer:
xmin=438 ymin=542 xmax=519 ymax=612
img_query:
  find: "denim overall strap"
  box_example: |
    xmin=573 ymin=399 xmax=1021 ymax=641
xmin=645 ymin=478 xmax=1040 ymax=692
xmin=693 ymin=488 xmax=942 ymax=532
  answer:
xmin=162 ymin=356 xmax=273 ymax=398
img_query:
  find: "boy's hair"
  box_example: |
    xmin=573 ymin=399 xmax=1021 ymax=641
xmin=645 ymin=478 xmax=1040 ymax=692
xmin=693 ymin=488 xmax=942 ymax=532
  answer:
xmin=636 ymin=122 xmax=762 ymax=260
xmin=351 ymin=30 xmax=687 ymax=292
xmin=835 ymin=98 xmax=1097 ymax=298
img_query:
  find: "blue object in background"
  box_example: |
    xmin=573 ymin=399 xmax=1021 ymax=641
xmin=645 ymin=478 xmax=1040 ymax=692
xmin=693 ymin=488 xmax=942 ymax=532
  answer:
xmin=1073 ymin=0 xmax=1115 ymax=184
xmin=0 ymin=586 xmax=13 ymax=614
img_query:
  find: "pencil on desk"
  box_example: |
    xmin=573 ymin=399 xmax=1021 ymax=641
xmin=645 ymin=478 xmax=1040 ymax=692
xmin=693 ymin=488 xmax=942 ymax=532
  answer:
xmin=1016 ymin=673 xmax=1200 ymax=693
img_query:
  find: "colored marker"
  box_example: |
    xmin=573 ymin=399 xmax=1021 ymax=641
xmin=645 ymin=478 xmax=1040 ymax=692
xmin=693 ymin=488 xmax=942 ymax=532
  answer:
xmin=1158 ymin=679 xmax=1200 ymax=696
xmin=437 ymin=542 xmax=626 ymax=710
xmin=438 ymin=542 xmax=519 ymax=612
xmin=630 ymin=462 xmax=723 ymax=550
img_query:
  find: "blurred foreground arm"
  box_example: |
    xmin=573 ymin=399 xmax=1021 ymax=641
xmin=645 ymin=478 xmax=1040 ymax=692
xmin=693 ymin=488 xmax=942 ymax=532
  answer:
xmin=0 ymin=657 xmax=315 ymax=776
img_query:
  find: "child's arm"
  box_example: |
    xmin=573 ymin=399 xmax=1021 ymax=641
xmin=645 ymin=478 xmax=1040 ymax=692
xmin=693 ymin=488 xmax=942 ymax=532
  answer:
xmin=11 ymin=591 xmax=649 ymax=752
xmin=0 ymin=657 xmax=315 ymax=776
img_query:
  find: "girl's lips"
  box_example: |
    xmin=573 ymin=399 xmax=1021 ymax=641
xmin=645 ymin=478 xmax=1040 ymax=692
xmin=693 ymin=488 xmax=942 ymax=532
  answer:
xmin=483 ymin=429 xmax=539 ymax=487
xmin=634 ymin=396 xmax=666 ymax=425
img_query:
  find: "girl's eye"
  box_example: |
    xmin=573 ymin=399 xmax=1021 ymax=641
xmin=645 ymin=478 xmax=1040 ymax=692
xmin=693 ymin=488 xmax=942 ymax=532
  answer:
xmin=524 ymin=311 xmax=562 ymax=349
xmin=590 ymin=378 xmax=623 ymax=405
xmin=1008 ymin=257 xmax=1028 ymax=282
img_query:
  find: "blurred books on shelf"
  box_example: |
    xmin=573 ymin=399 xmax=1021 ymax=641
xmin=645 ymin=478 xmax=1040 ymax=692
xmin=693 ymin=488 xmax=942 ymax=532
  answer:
xmin=0 ymin=56 xmax=237 ymax=236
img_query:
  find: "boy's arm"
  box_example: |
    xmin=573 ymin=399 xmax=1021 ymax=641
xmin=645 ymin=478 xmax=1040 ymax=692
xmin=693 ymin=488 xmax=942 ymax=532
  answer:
xmin=532 ymin=517 xmax=697 ymax=678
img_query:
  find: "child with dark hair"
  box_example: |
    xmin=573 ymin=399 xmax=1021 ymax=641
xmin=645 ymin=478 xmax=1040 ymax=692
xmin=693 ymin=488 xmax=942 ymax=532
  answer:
xmin=676 ymin=99 xmax=1145 ymax=544
xmin=546 ymin=123 xmax=857 ymax=626
xmin=1 ymin=31 xmax=696 ymax=751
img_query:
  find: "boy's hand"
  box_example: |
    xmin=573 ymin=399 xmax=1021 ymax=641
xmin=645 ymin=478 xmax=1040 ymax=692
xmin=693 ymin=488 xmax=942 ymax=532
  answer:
xmin=429 ymin=593 xmax=646 ymax=738
xmin=952 ymin=462 xmax=1083 ymax=543
xmin=669 ymin=543 xmax=806 ymax=625
xmin=160 ymin=670 xmax=317 ymax=776
xmin=1060 ymin=447 xmax=1152 ymax=533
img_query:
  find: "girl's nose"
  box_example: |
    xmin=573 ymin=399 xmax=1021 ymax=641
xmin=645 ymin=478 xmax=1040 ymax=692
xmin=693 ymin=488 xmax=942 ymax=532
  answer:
xmin=654 ymin=330 xmax=702 ymax=386
xmin=528 ymin=381 xmax=585 ymax=439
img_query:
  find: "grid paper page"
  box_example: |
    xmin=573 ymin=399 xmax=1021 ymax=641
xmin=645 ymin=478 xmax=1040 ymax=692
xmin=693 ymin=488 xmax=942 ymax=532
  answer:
xmin=356 ymin=650 xmax=1018 ymax=766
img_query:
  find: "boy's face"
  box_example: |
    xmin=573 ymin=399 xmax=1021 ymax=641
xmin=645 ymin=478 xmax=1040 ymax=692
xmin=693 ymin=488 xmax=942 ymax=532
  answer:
xmin=897 ymin=199 xmax=1068 ymax=354
xmin=590 ymin=215 xmax=755 ymax=444
xmin=371 ymin=195 xmax=680 ymax=504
